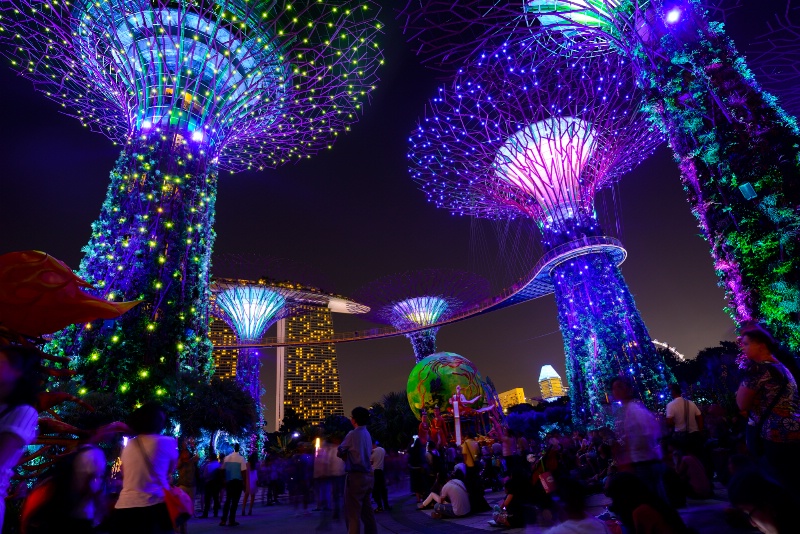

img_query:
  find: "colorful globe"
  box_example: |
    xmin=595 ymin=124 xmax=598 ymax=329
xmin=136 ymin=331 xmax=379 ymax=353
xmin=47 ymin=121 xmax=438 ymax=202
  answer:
xmin=406 ymin=352 xmax=486 ymax=420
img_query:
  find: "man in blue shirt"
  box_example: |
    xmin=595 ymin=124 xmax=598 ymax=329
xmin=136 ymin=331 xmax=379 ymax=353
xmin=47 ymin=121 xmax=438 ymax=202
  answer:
xmin=338 ymin=407 xmax=377 ymax=534
xmin=220 ymin=443 xmax=247 ymax=527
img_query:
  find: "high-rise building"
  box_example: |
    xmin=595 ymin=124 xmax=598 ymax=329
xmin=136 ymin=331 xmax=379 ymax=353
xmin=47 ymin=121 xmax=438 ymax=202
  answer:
xmin=498 ymin=388 xmax=527 ymax=413
xmin=276 ymin=304 xmax=344 ymax=427
xmin=209 ymin=317 xmax=238 ymax=379
xmin=539 ymin=365 xmax=566 ymax=401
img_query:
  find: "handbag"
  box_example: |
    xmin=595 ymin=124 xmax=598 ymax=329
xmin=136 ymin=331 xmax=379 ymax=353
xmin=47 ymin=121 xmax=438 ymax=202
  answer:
xmin=135 ymin=438 xmax=193 ymax=528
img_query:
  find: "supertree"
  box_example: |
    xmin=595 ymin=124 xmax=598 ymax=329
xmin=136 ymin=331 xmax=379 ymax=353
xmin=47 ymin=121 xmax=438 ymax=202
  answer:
xmin=400 ymin=0 xmax=800 ymax=351
xmin=408 ymin=42 xmax=669 ymax=427
xmin=210 ymin=276 xmax=368 ymax=429
xmin=0 ymin=0 xmax=383 ymax=403
xmin=354 ymin=269 xmax=490 ymax=363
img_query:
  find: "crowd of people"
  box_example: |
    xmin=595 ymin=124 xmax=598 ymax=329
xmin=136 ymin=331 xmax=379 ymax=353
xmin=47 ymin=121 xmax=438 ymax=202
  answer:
xmin=1 ymin=324 xmax=799 ymax=533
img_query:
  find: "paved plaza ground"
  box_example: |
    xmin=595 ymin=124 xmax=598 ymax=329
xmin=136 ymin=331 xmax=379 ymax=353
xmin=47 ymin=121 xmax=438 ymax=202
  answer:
xmin=188 ymin=479 xmax=751 ymax=534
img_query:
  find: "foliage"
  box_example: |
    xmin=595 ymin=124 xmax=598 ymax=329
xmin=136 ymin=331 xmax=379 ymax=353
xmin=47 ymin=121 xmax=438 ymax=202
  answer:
xmin=47 ymin=136 xmax=217 ymax=407
xmin=621 ymin=0 xmax=800 ymax=350
xmin=278 ymin=406 xmax=308 ymax=434
xmin=368 ymin=391 xmax=419 ymax=451
xmin=173 ymin=376 xmax=258 ymax=438
xmin=506 ymin=401 xmax=573 ymax=439
xmin=662 ymin=342 xmax=741 ymax=411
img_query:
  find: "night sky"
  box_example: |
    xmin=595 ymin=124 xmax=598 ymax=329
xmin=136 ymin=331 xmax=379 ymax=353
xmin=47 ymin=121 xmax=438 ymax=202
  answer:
xmin=0 ymin=2 xmax=777 ymax=423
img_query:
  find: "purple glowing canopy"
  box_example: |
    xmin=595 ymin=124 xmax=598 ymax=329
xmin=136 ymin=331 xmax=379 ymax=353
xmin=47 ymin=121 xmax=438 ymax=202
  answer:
xmin=0 ymin=0 xmax=384 ymax=171
xmin=355 ymin=269 xmax=491 ymax=331
xmin=409 ymin=39 xmax=662 ymax=228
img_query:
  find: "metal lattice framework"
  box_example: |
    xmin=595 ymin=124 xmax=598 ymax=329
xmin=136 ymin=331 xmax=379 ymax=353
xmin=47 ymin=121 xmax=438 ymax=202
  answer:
xmin=409 ymin=41 xmax=669 ymax=426
xmin=213 ymin=283 xmax=290 ymax=343
xmin=410 ymin=44 xmax=662 ymax=236
xmin=0 ymin=0 xmax=383 ymax=171
xmin=355 ymin=269 xmax=490 ymax=362
xmin=401 ymin=0 xmax=800 ymax=351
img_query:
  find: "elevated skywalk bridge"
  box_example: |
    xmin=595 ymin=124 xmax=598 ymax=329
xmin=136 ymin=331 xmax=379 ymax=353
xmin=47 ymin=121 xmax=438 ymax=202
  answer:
xmin=212 ymin=236 xmax=626 ymax=349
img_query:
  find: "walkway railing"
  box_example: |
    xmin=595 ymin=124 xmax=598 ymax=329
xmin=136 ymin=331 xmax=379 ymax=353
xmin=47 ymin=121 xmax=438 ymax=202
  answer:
xmin=213 ymin=236 xmax=626 ymax=349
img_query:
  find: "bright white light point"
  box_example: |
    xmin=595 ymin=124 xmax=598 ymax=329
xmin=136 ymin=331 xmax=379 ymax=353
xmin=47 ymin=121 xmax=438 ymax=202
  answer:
xmin=142 ymin=120 xmax=152 ymax=129
xmin=665 ymin=8 xmax=681 ymax=24
xmin=191 ymin=130 xmax=203 ymax=141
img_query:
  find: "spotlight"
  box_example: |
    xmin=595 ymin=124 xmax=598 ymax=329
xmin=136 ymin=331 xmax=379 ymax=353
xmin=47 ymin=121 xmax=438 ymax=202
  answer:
xmin=191 ymin=130 xmax=204 ymax=141
xmin=142 ymin=120 xmax=152 ymax=129
xmin=665 ymin=7 xmax=681 ymax=24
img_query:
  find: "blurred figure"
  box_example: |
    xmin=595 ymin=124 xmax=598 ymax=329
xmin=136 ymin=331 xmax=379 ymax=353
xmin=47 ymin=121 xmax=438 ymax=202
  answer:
xmin=417 ymin=469 xmax=470 ymax=519
xmin=112 ymin=402 xmax=177 ymax=534
xmin=200 ymin=451 xmax=222 ymax=518
xmin=610 ymin=377 xmax=666 ymax=502
xmin=176 ymin=446 xmax=198 ymax=529
xmin=370 ymin=440 xmax=389 ymax=512
xmin=0 ymin=345 xmax=40 ymax=531
xmin=22 ymin=445 xmax=108 ymax=533
xmin=665 ymin=384 xmax=703 ymax=457
xmin=728 ymin=469 xmax=800 ymax=534
xmin=605 ymin=472 xmax=690 ymax=534
xmin=241 ymin=452 xmax=258 ymax=516
xmin=736 ymin=324 xmax=800 ymax=491
xmin=489 ymin=472 xmax=526 ymax=528
xmin=543 ymin=477 xmax=610 ymax=533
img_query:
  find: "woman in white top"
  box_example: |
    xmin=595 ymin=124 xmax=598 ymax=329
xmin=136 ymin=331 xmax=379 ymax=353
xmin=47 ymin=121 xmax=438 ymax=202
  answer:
xmin=0 ymin=346 xmax=40 ymax=531
xmin=113 ymin=402 xmax=178 ymax=534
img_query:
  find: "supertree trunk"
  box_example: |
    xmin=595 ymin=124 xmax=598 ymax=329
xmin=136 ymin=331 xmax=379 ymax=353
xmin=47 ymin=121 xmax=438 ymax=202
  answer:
xmin=623 ymin=0 xmax=800 ymax=348
xmin=551 ymin=249 xmax=670 ymax=427
xmin=408 ymin=328 xmax=439 ymax=363
xmin=48 ymin=131 xmax=217 ymax=403
xmin=236 ymin=347 xmax=262 ymax=410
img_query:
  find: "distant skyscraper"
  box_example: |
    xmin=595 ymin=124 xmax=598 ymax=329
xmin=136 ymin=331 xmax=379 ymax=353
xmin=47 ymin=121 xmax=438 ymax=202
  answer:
xmin=539 ymin=365 xmax=566 ymax=401
xmin=498 ymin=388 xmax=527 ymax=413
xmin=276 ymin=304 xmax=344 ymax=428
xmin=209 ymin=318 xmax=238 ymax=379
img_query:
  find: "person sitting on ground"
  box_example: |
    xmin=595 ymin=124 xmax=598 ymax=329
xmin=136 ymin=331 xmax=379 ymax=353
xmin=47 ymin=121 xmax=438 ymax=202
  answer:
xmin=728 ymin=468 xmax=800 ymax=534
xmin=489 ymin=472 xmax=527 ymax=528
xmin=605 ymin=472 xmax=690 ymax=534
xmin=417 ymin=469 xmax=471 ymax=519
xmin=672 ymin=443 xmax=713 ymax=500
xmin=543 ymin=477 xmax=610 ymax=534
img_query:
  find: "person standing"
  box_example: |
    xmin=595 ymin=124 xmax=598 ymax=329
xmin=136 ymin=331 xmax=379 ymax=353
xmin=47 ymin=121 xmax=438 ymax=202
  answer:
xmin=337 ymin=407 xmax=377 ymax=534
xmin=370 ymin=440 xmax=389 ymax=512
xmin=610 ymin=377 xmax=666 ymax=502
xmin=176 ymin=446 xmax=198 ymax=529
xmin=665 ymin=384 xmax=703 ymax=452
xmin=241 ymin=452 xmax=258 ymax=516
xmin=199 ymin=450 xmax=221 ymax=518
xmin=113 ymin=403 xmax=178 ymax=534
xmin=0 ymin=346 xmax=40 ymax=531
xmin=219 ymin=443 xmax=247 ymax=527
xmin=736 ymin=324 xmax=800 ymax=491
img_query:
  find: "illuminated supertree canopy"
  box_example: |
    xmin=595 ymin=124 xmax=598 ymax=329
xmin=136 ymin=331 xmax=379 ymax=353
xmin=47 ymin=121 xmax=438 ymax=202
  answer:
xmin=355 ymin=269 xmax=490 ymax=363
xmin=210 ymin=276 xmax=368 ymax=418
xmin=2 ymin=0 xmax=384 ymax=405
xmin=409 ymin=44 xmax=670 ymax=426
xmin=400 ymin=0 xmax=800 ymax=351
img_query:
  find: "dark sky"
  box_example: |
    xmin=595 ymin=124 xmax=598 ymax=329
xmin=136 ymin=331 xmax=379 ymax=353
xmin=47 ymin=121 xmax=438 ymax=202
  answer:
xmin=1 ymin=2 xmax=776 ymax=421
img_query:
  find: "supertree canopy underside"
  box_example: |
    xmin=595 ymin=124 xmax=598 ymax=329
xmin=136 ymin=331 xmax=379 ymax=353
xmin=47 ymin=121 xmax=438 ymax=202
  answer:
xmin=409 ymin=37 xmax=669 ymax=425
xmin=355 ymin=269 xmax=490 ymax=361
xmin=400 ymin=0 xmax=800 ymax=350
xmin=3 ymin=0 xmax=384 ymax=405
xmin=1 ymin=0 xmax=384 ymax=171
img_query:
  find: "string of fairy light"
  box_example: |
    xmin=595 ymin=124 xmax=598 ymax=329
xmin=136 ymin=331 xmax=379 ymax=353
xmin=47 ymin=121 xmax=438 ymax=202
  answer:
xmin=0 ymin=0 xmax=384 ymax=407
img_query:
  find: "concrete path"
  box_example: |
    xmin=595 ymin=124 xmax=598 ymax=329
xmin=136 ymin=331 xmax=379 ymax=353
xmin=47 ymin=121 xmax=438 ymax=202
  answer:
xmin=187 ymin=481 xmax=752 ymax=534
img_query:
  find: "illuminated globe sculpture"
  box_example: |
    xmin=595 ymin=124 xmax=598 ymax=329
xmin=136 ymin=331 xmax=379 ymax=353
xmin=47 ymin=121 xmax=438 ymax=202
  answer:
xmin=211 ymin=277 xmax=369 ymax=417
xmin=355 ymin=269 xmax=490 ymax=362
xmin=409 ymin=44 xmax=669 ymax=426
xmin=399 ymin=0 xmax=800 ymax=351
xmin=0 ymin=0 xmax=383 ymax=401
xmin=406 ymin=352 xmax=486 ymax=420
